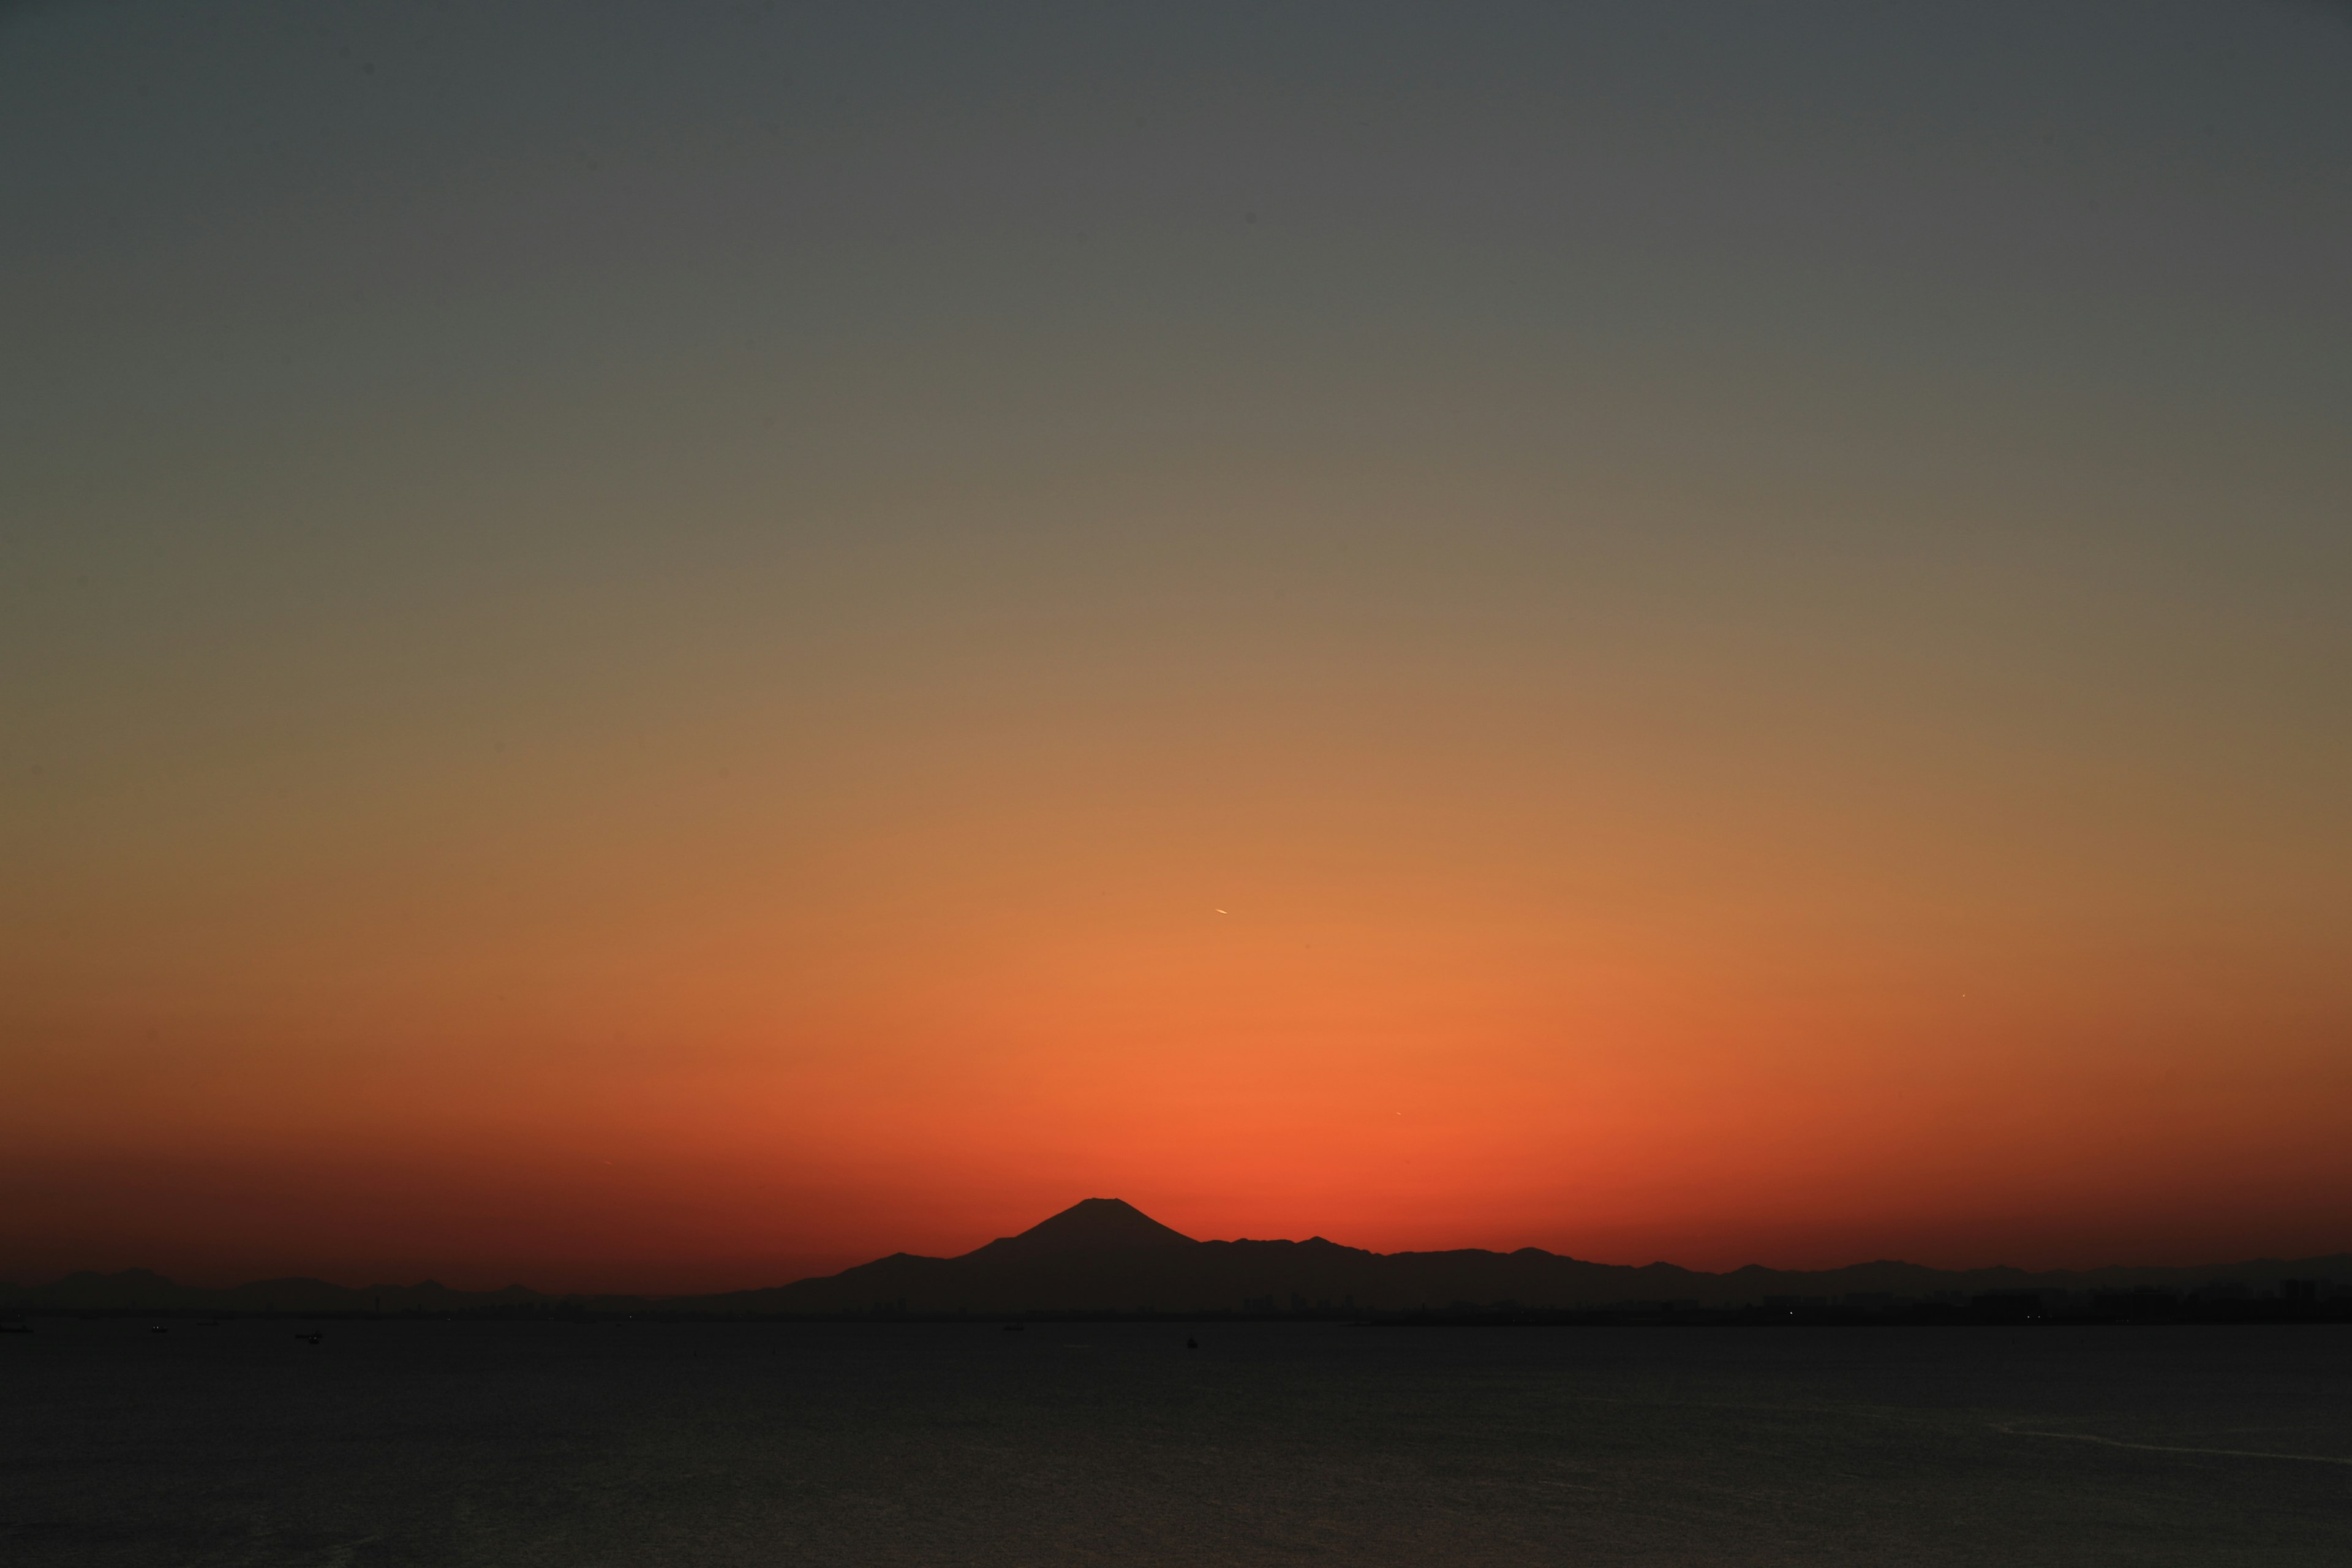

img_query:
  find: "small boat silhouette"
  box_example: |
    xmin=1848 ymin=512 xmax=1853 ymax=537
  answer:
xmin=149 ymin=1324 xmax=168 ymax=1334
xmin=295 ymin=1331 xmax=322 ymax=1344
xmin=1186 ymin=1336 xmax=1198 ymax=1350
xmin=1001 ymin=1322 xmax=1025 ymax=1332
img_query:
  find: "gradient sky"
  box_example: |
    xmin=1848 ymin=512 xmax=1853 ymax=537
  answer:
xmin=5 ymin=0 xmax=2350 ymax=1292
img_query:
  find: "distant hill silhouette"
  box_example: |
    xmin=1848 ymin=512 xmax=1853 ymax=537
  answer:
xmin=686 ymin=1200 xmax=2352 ymax=1317
xmin=6 ymin=1200 xmax=2346 ymax=1317
xmin=0 ymin=1268 xmax=573 ymax=1314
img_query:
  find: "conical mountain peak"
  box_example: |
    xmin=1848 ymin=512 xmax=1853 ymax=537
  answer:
xmin=970 ymin=1197 xmax=1197 ymax=1256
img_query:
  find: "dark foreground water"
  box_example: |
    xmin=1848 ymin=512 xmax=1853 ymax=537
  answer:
xmin=3 ymin=1319 xmax=2348 ymax=1566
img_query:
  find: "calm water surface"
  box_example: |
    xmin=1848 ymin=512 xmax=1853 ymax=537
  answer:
xmin=4 ymin=1320 xmax=2347 ymax=1564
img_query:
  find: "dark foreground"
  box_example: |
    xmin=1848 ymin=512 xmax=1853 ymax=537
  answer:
xmin=4 ymin=1320 xmax=2347 ymax=1566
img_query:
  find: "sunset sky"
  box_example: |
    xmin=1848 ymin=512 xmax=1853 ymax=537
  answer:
xmin=5 ymin=0 xmax=2349 ymax=1294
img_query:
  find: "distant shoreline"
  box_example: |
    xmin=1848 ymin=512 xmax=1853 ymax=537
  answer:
xmin=12 ymin=1299 xmax=2351 ymax=1329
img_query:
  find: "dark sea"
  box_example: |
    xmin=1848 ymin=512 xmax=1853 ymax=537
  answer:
xmin=4 ymin=1318 xmax=2347 ymax=1565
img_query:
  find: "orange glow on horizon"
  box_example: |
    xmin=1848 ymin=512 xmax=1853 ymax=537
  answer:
xmin=7 ymin=0 xmax=2351 ymax=1297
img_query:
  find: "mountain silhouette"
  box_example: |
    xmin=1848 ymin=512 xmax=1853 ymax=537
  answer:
xmin=685 ymin=1200 xmax=2352 ymax=1319
xmin=966 ymin=1197 xmax=1199 ymax=1257
xmin=7 ymin=1200 xmax=2347 ymax=1318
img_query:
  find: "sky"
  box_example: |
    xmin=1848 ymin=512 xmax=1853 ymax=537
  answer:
xmin=4 ymin=0 xmax=2349 ymax=1294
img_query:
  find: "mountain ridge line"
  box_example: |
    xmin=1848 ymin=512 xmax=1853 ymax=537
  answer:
xmin=8 ymin=1199 xmax=2348 ymax=1314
